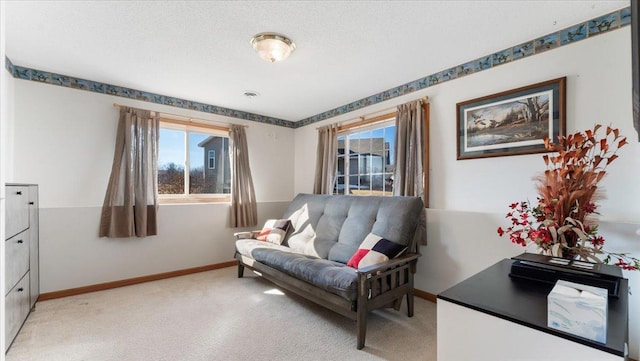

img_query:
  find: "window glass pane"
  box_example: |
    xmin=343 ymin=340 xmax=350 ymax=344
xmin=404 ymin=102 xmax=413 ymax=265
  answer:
xmin=372 ymin=155 xmax=383 ymax=173
xmin=357 ymin=173 xmax=371 ymax=195
xmin=336 ymin=121 xmax=396 ymax=197
xmin=347 ymin=136 xmax=360 ymax=179
xmin=372 ymin=174 xmax=384 ymax=193
xmin=384 ymin=172 xmax=394 ymax=195
xmin=385 ymin=125 xmax=395 ymax=168
xmin=357 ymin=130 xmax=372 ymax=148
xmin=335 ymin=175 xmax=344 ymax=195
xmin=158 ymin=126 xmax=231 ymax=197
xmin=192 ymin=133 xmax=230 ymax=194
xmin=158 ymin=128 xmax=185 ymax=194
xmin=337 ymin=135 xmax=345 ymax=151
xmin=348 ymin=175 xmax=359 ymax=194
xmin=189 ymin=132 xmax=207 ymax=194
xmin=335 ymin=135 xmax=346 ymax=195
xmin=372 ymin=128 xmax=383 ymax=140
xmin=336 ymin=155 xmax=345 ymax=176
xmin=348 ymin=138 xmax=359 ymax=177
xmin=384 ymin=125 xmax=395 ymax=194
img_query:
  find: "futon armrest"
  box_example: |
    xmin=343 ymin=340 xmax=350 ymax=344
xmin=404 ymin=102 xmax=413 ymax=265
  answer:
xmin=356 ymin=253 xmax=421 ymax=276
xmin=234 ymin=231 xmax=259 ymax=240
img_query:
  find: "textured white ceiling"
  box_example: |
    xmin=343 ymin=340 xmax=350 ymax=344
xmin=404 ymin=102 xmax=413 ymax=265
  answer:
xmin=5 ymin=0 xmax=629 ymax=122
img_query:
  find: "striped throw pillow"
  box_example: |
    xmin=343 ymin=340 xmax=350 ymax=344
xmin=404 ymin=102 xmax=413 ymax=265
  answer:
xmin=347 ymin=233 xmax=406 ymax=269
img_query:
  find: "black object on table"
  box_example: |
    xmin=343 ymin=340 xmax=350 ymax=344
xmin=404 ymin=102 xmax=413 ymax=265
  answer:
xmin=509 ymin=253 xmax=623 ymax=298
xmin=437 ymin=258 xmax=628 ymax=357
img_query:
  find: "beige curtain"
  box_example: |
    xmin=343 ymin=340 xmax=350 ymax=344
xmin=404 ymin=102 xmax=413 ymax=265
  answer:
xmin=394 ymin=101 xmax=427 ymax=249
xmin=393 ymin=101 xmax=424 ymax=199
xmin=99 ymin=107 xmax=160 ymax=238
xmin=313 ymin=124 xmax=338 ymax=194
xmin=229 ymin=124 xmax=258 ymax=228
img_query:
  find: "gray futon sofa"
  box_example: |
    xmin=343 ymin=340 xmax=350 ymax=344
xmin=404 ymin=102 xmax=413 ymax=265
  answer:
xmin=234 ymin=193 xmax=425 ymax=349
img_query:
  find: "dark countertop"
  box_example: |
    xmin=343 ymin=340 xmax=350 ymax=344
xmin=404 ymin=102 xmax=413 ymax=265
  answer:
xmin=437 ymin=258 xmax=628 ymax=357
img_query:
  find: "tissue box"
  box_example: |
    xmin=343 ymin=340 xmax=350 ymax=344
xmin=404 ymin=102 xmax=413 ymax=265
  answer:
xmin=548 ymin=280 xmax=608 ymax=343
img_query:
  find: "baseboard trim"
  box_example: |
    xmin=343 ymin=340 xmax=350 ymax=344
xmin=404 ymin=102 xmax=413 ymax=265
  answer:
xmin=40 ymin=262 xmax=437 ymax=304
xmin=40 ymin=262 xmax=439 ymax=304
xmin=38 ymin=260 xmax=238 ymax=301
xmin=414 ymin=288 xmax=437 ymax=303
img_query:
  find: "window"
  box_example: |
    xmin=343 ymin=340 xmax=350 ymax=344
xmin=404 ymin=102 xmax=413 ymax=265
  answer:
xmin=335 ymin=120 xmax=395 ymax=196
xmin=158 ymin=122 xmax=230 ymax=202
xmin=208 ymin=150 xmax=215 ymax=169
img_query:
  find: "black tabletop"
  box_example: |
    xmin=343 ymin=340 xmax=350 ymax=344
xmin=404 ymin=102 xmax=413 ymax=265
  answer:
xmin=437 ymin=258 xmax=628 ymax=357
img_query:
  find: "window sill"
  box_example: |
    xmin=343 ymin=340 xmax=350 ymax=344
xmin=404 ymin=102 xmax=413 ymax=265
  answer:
xmin=159 ymin=196 xmax=230 ymax=204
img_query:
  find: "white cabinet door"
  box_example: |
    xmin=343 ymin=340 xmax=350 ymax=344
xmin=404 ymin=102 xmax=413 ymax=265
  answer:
xmin=5 ymin=186 xmax=29 ymax=239
xmin=4 ymin=229 xmax=29 ymax=295
xmin=5 ymin=273 xmax=30 ymax=351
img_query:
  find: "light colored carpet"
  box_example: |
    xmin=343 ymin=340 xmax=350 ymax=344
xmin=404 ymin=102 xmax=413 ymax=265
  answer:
xmin=6 ymin=266 xmax=437 ymax=361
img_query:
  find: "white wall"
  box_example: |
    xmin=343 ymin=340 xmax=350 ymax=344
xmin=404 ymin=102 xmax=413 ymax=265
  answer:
xmin=12 ymin=81 xmax=295 ymax=208
xmin=9 ymin=80 xmax=295 ymax=292
xmin=295 ymin=28 xmax=640 ymax=357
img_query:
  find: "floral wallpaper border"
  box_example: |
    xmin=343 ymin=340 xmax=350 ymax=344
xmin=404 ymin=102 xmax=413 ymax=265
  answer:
xmin=4 ymin=6 xmax=631 ymax=129
xmin=3 ymin=57 xmax=295 ymax=128
xmin=296 ymin=6 xmax=631 ymax=127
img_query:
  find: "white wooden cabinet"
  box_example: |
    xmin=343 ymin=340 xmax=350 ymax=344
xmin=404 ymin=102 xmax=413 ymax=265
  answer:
xmin=438 ymin=299 xmax=625 ymax=361
xmin=4 ymin=184 xmax=39 ymax=352
xmin=437 ymin=259 xmax=628 ymax=361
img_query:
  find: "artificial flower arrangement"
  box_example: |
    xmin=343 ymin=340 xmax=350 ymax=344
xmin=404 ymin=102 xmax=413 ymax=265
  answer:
xmin=497 ymin=124 xmax=639 ymax=271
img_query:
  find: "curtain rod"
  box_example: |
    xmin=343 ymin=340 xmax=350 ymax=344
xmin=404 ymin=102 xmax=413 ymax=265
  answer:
xmin=112 ymin=103 xmax=248 ymax=129
xmin=316 ymin=96 xmax=429 ymax=130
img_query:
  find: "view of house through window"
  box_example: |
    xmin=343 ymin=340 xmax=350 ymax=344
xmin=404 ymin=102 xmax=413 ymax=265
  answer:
xmin=158 ymin=124 xmax=230 ymax=197
xmin=335 ymin=121 xmax=395 ymax=196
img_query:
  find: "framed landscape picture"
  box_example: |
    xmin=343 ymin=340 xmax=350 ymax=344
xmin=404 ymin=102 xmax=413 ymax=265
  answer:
xmin=456 ymin=77 xmax=566 ymax=160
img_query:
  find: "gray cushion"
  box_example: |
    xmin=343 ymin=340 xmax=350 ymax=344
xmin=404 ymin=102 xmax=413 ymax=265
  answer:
xmin=283 ymin=194 xmax=424 ymax=263
xmin=251 ymin=248 xmax=358 ymax=301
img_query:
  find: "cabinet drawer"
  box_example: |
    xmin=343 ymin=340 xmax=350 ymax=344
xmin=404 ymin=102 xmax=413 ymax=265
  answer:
xmin=5 ymin=186 xmax=30 ymax=239
xmin=5 ymin=272 xmax=30 ymax=351
xmin=5 ymin=230 xmax=30 ymax=295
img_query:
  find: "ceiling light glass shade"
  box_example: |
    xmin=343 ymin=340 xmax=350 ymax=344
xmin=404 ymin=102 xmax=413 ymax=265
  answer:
xmin=250 ymin=33 xmax=295 ymax=63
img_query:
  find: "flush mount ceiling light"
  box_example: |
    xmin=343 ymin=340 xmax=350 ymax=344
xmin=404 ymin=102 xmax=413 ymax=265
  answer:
xmin=250 ymin=32 xmax=296 ymax=63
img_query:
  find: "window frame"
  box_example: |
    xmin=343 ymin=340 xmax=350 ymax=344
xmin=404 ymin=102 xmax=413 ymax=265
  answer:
xmin=333 ymin=102 xmax=430 ymax=204
xmin=158 ymin=120 xmax=230 ymax=204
